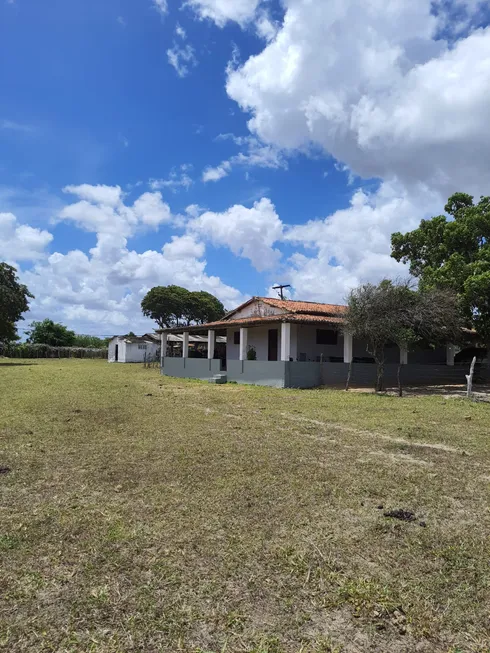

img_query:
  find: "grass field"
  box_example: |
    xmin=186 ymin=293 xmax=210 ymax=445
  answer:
xmin=0 ymin=359 xmax=489 ymax=653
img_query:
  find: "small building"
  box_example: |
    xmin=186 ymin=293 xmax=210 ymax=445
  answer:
xmin=108 ymin=334 xmax=160 ymax=363
xmin=108 ymin=333 xmax=227 ymax=363
xmin=159 ymin=296 xmax=473 ymax=388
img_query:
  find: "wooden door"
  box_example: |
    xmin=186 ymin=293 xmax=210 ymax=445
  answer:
xmin=268 ymin=329 xmax=278 ymax=361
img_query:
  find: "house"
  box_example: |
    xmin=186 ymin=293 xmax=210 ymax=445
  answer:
xmin=159 ymin=296 xmax=472 ymax=388
xmin=108 ymin=334 xmax=160 ymax=363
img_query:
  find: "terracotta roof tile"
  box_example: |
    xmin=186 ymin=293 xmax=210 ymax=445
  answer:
xmin=259 ymin=297 xmax=347 ymax=315
xmin=162 ymin=313 xmax=345 ymax=333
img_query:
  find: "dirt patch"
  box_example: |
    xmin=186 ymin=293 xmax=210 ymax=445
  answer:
xmin=384 ymin=509 xmax=416 ymax=522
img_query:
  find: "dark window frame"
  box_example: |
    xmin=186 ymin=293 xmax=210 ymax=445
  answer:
xmin=233 ymin=331 xmax=240 ymax=345
xmin=316 ymin=329 xmax=338 ymax=345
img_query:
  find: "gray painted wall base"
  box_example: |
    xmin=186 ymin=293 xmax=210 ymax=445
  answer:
xmin=162 ymin=357 xmax=482 ymax=389
xmin=288 ymin=362 xmax=482 ymax=389
xmin=227 ymin=360 xmax=287 ymax=388
xmin=161 ymin=357 xmax=221 ymax=380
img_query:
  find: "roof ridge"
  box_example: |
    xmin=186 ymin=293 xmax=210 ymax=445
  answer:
xmin=259 ymin=296 xmax=346 ymax=308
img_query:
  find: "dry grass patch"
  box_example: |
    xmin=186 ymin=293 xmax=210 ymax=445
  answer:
xmin=0 ymin=359 xmax=489 ymax=653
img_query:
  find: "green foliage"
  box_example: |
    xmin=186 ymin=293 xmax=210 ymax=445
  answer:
xmin=246 ymin=345 xmax=257 ymax=361
xmin=141 ymin=285 xmax=225 ymax=328
xmin=27 ymin=319 xmax=76 ymax=347
xmin=185 ymin=290 xmax=226 ymax=325
xmin=0 ymin=343 xmax=107 ymax=358
xmin=391 ymin=192 xmax=490 ymax=342
xmin=0 ymin=262 xmax=34 ymax=344
xmin=345 ymin=279 xmax=462 ymax=391
xmin=72 ymin=334 xmax=110 ymax=349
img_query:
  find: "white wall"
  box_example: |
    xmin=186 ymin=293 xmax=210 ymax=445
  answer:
xmin=232 ymin=299 xmax=284 ymax=320
xmin=227 ymin=324 xmax=284 ymax=361
xmin=108 ymin=338 xmax=126 ymax=363
xmin=124 ymin=342 xmax=159 ymax=363
xmin=108 ymin=338 xmax=158 ymax=363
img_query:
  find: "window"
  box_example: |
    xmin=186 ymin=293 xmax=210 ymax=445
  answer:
xmin=233 ymin=331 xmax=240 ymax=345
xmin=138 ymin=344 xmax=147 ymax=350
xmin=316 ymin=329 xmax=338 ymax=345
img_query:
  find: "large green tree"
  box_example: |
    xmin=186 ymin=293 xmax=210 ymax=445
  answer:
xmin=27 ymin=319 xmax=76 ymax=347
xmin=141 ymin=285 xmax=225 ymax=328
xmin=185 ymin=291 xmax=225 ymax=325
xmin=0 ymin=263 xmax=34 ymax=344
xmin=391 ymin=193 xmax=490 ymax=346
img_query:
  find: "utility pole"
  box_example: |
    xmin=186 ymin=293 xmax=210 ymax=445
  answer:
xmin=272 ymin=284 xmax=291 ymax=300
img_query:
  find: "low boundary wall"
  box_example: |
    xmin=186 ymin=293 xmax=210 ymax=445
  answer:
xmin=287 ymin=362 xmax=481 ymax=388
xmin=161 ymin=357 xmax=221 ymax=380
xmin=227 ymin=360 xmax=288 ymax=388
xmin=161 ymin=358 xmax=482 ymax=389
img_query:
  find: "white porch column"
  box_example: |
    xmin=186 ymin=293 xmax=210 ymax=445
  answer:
xmin=446 ymin=343 xmax=455 ymax=366
xmin=281 ymin=322 xmax=291 ymax=361
xmin=182 ymin=331 xmax=189 ymax=358
xmin=239 ymin=327 xmax=248 ymax=361
xmin=207 ymin=329 xmax=216 ymax=359
xmin=343 ymin=331 xmax=353 ymax=364
xmin=400 ymin=345 xmax=408 ymax=365
xmin=160 ymin=332 xmax=168 ymax=366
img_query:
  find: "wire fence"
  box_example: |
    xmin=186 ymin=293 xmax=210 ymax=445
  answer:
xmin=0 ymin=343 xmax=108 ymax=359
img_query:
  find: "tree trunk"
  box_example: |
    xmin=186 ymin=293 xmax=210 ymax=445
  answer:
xmin=345 ymin=359 xmax=353 ymax=391
xmin=375 ymin=360 xmax=384 ymax=393
xmin=466 ymin=356 xmax=476 ymax=399
xmin=397 ymin=362 xmax=403 ymax=397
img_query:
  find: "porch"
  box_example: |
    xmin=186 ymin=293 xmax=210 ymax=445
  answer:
xmin=160 ymin=319 xmax=461 ymax=389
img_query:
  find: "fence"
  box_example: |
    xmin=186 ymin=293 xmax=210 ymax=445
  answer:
xmin=143 ymin=352 xmax=160 ymax=368
xmin=0 ymin=343 xmax=108 ymax=359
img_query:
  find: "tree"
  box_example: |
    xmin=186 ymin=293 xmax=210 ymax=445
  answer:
xmin=27 ymin=319 xmax=76 ymax=347
xmin=73 ymin=335 xmax=110 ymax=349
xmin=141 ymin=285 xmax=225 ymax=328
xmin=141 ymin=285 xmax=190 ymax=328
xmin=185 ymin=291 xmax=225 ymax=325
xmin=0 ymin=263 xmax=34 ymax=344
xmin=391 ymin=192 xmax=490 ymax=349
xmin=345 ymin=280 xmax=462 ymax=393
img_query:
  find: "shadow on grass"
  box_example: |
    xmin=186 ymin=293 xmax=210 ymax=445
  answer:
xmin=0 ymin=362 xmax=38 ymax=367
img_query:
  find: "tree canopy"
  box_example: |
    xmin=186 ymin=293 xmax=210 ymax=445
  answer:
xmin=28 ymin=319 xmax=77 ymax=347
xmin=345 ymin=280 xmax=462 ymax=392
xmin=72 ymin=334 xmax=110 ymax=349
xmin=391 ymin=192 xmax=490 ymax=343
xmin=141 ymin=286 xmax=225 ymax=328
xmin=0 ymin=263 xmax=34 ymax=344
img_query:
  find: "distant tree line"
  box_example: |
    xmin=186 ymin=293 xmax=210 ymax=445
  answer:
xmin=26 ymin=319 xmax=110 ymax=348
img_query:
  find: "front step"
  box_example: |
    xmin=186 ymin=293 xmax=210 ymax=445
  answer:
xmin=208 ymin=373 xmax=227 ymax=384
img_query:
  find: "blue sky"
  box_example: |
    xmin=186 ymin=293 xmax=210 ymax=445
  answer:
xmin=1 ymin=0 xmax=490 ymax=335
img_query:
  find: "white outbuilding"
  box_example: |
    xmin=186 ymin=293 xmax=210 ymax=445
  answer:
xmin=108 ymin=334 xmax=160 ymax=363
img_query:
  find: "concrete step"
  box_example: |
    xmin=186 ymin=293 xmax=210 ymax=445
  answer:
xmin=208 ymin=373 xmax=227 ymax=384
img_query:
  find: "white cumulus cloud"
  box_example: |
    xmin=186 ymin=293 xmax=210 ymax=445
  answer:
xmin=226 ymin=0 xmax=490 ymax=199
xmin=0 ymin=212 xmax=53 ymax=262
xmin=10 ymin=183 xmax=246 ymax=335
xmin=187 ymin=0 xmax=261 ymax=27
xmin=189 ymin=197 xmax=283 ymax=271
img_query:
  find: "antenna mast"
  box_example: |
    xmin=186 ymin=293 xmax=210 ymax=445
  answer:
xmin=272 ymin=284 xmax=291 ymax=300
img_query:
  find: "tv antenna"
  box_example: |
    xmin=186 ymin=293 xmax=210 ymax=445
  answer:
xmin=273 ymin=284 xmax=291 ymax=300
